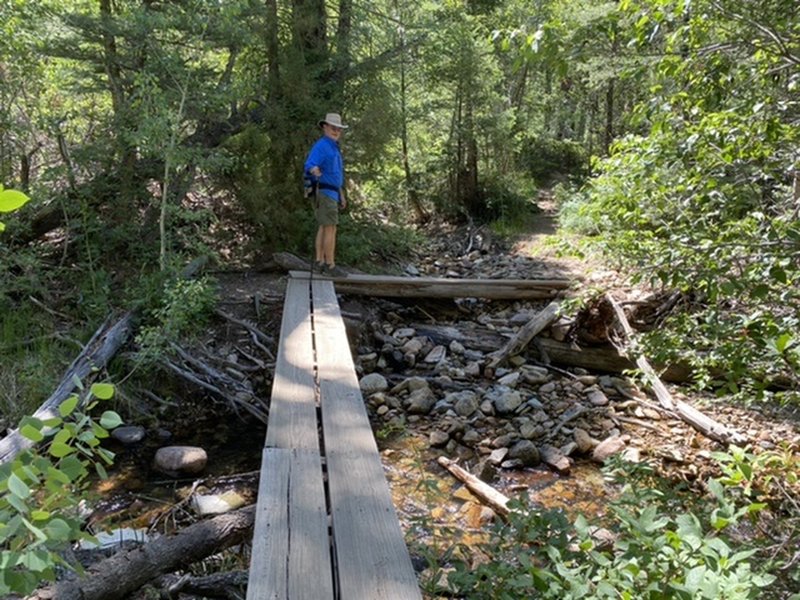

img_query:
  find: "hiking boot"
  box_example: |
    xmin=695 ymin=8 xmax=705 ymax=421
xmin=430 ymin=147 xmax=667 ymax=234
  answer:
xmin=325 ymin=264 xmax=348 ymax=277
xmin=312 ymin=261 xmax=326 ymax=273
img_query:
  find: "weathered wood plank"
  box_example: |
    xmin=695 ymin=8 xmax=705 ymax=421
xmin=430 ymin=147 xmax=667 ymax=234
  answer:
xmin=291 ymin=270 xmax=568 ymax=299
xmin=247 ymin=448 xmax=290 ymax=600
xmin=247 ymin=448 xmax=334 ymax=600
xmin=312 ymin=280 xmax=422 ymax=600
xmin=265 ymin=279 xmax=319 ymax=450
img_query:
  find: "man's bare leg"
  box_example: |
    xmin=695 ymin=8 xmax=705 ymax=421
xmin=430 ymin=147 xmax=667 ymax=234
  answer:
xmin=326 ymin=224 xmax=338 ymax=266
xmin=315 ymin=226 xmax=325 ymax=263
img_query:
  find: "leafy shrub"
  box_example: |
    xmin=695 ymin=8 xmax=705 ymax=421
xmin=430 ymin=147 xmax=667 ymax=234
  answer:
xmin=443 ymin=457 xmax=775 ymax=599
xmin=0 ymin=382 xmax=121 ymax=595
xmin=135 ymin=276 xmax=217 ymax=364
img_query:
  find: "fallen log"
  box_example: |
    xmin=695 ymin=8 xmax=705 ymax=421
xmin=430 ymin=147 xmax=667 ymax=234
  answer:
xmin=606 ymin=294 xmax=747 ymax=445
xmin=438 ymin=457 xmax=510 ymax=519
xmin=31 ymin=505 xmax=256 ymax=600
xmin=485 ymin=301 xmax=561 ymax=374
xmin=0 ymin=312 xmax=134 ymax=465
xmin=289 ymin=270 xmax=571 ymax=300
xmin=410 ymin=323 xmax=694 ymax=383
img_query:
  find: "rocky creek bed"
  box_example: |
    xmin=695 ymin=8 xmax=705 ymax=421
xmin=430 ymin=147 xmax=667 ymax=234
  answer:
xmin=60 ymin=226 xmax=800 ymax=599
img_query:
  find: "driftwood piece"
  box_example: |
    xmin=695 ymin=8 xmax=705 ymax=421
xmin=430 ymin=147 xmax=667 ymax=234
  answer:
xmin=31 ymin=506 xmax=256 ymax=600
xmin=438 ymin=457 xmax=510 ymax=518
xmin=0 ymin=312 xmax=134 ymax=465
xmin=606 ymin=294 xmax=747 ymax=445
xmin=485 ymin=301 xmax=561 ymax=374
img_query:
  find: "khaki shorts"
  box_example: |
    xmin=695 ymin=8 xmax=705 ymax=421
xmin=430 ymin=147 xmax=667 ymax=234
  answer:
xmin=315 ymin=194 xmax=339 ymax=225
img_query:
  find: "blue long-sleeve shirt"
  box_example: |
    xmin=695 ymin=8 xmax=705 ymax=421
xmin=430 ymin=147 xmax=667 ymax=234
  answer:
xmin=304 ymin=136 xmax=344 ymax=202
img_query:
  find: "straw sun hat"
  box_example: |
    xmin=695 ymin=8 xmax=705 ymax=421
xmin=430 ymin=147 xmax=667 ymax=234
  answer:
xmin=318 ymin=113 xmax=348 ymax=129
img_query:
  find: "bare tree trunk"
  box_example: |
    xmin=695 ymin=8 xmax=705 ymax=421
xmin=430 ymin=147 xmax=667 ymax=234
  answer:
xmin=265 ymin=0 xmax=281 ymax=103
xmin=396 ymin=1 xmax=426 ymax=222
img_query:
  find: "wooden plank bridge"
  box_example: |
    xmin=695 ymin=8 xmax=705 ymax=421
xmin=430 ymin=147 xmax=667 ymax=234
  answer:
xmin=247 ymin=275 xmax=422 ymax=599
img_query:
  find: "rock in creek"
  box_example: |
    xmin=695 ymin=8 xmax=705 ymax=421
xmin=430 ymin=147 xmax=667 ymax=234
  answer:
xmin=154 ymin=446 xmax=208 ymax=476
xmin=360 ymin=372 xmax=389 ymax=394
xmin=111 ymin=426 xmax=146 ymax=445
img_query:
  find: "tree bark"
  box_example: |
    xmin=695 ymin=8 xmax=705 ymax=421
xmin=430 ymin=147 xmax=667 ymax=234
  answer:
xmin=32 ymin=506 xmax=256 ymax=600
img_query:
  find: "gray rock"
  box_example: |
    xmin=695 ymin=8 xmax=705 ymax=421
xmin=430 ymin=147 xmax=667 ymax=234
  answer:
xmin=497 ymin=372 xmax=521 ymax=387
xmin=525 ymin=396 xmax=545 ymax=410
xmin=402 ymin=338 xmax=424 ymax=355
xmin=520 ymin=365 xmax=549 ymax=384
xmin=539 ymin=381 xmax=557 ymax=394
xmin=111 ymin=426 xmax=146 ymax=445
xmin=452 ymin=391 xmax=480 ymax=417
xmin=463 ymin=349 xmax=484 ymax=361
xmin=508 ymin=440 xmax=540 ymax=467
xmin=574 ymin=428 xmax=598 ymax=453
xmin=406 ymin=387 xmax=437 ymax=414
xmin=488 ymin=447 xmax=509 ymax=465
xmin=393 ymin=327 xmax=416 ymax=339
xmin=465 ymin=362 xmax=482 ymax=377
xmin=359 ymin=373 xmax=389 ymax=394
xmin=540 ymin=445 xmax=570 ymax=474
xmin=154 ymin=446 xmax=207 ymax=475
xmin=519 ymin=422 xmax=539 ymax=440
xmin=462 ymin=429 xmax=481 ymax=446
xmin=587 ymin=389 xmax=609 ymax=406
xmin=592 ymin=436 xmax=627 ymax=463
xmin=474 ymin=459 xmax=498 ymax=483
xmin=391 ymin=376 xmax=429 ymax=394
xmin=449 ymin=340 xmax=466 ymax=355
xmin=424 ymin=345 xmax=446 ymax=363
xmin=494 ymin=390 xmax=523 ymax=415
xmin=429 ymin=430 xmax=450 ymax=447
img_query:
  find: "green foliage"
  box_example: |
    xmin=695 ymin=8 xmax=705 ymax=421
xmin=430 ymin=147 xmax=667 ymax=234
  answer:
xmin=444 ymin=457 xmax=776 ymax=599
xmin=518 ymin=137 xmax=590 ymax=186
xmin=0 ymin=382 xmax=120 ymax=596
xmin=557 ymin=0 xmax=800 ymax=400
xmin=135 ymin=276 xmax=217 ymax=364
xmin=0 ymin=185 xmax=31 ymax=234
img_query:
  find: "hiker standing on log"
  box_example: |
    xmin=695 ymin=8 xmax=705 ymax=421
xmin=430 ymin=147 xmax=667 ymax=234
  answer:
xmin=304 ymin=112 xmax=348 ymax=277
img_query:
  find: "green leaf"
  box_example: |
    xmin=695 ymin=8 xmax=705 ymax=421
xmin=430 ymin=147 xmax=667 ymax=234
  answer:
xmin=59 ymin=395 xmax=79 ymax=418
xmin=90 ymin=382 xmax=115 ymax=400
xmin=21 ymin=517 xmax=47 ymax=541
xmin=44 ymin=518 xmax=72 ymax=541
xmin=46 ymin=466 xmax=71 ymax=485
xmin=8 ymin=473 xmax=31 ymax=499
xmin=58 ymin=455 xmax=85 ymax=480
xmin=49 ymin=442 xmax=74 ymax=458
xmin=18 ymin=548 xmax=49 ymax=571
xmin=95 ymin=462 xmax=109 ymax=480
xmin=31 ymin=509 xmax=51 ymax=521
xmin=0 ymin=189 xmax=30 ymax=213
xmin=99 ymin=411 xmax=123 ymax=429
xmin=20 ymin=424 xmax=44 ymax=443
